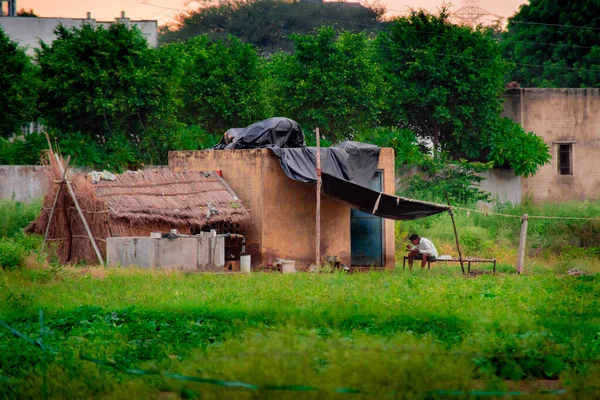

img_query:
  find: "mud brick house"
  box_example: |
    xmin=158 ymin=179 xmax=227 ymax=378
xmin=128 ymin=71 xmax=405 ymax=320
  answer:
xmin=169 ymin=148 xmax=397 ymax=268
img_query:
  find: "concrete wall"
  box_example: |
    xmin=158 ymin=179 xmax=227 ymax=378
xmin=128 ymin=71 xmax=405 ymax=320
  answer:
xmin=0 ymin=16 xmax=158 ymax=54
xmin=169 ymin=149 xmax=396 ymax=268
xmin=259 ymin=152 xmax=352 ymax=266
xmin=0 ymin=165 xmax=168 ymax=203
xmin=170 ymin=150 xmax=266 ymax=264
xmin=503 ymin=88 xmax=600 ymax=202
xmin=106 ymin=236 xmax=225 ymax=272
xmin=479 ymin=169 xmax=522 ymax=204
xmin=0 ymin=165 xmax=48 ymax=202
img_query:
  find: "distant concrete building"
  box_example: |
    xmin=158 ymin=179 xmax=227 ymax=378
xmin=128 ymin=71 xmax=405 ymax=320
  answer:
xmin=502 ymin=88 xmax=600 ymax=202
xmin=0 ymin=11 xmax=158 ymax=54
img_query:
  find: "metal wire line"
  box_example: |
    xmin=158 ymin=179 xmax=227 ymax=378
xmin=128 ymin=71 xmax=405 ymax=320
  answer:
xmin=142 ymin=2 xmax=600 ymax=74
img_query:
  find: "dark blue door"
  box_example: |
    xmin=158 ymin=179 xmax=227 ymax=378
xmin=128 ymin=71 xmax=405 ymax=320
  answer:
xmin=351 ymin=171 xmax=383 ymax=266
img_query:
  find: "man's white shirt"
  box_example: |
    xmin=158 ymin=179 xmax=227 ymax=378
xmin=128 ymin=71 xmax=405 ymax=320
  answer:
xmin=416 ymin=237 xmax=438 ymax=258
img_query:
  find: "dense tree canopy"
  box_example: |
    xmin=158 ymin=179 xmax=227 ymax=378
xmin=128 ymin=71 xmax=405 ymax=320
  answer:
xmin=36 ymin=24 xmax=182 ymax=168
xmin=502 ymin=0 xmax=600 ymax=88
xmin=269 ymin=27 xmax=385 ymax=141
xmin=174 ymin=35 xmax=270 ymax=135
xmin=374 ymin=9 xmax=509 ymax=158
xmin=0 ymin=27 xmax=38 ymax=138
xmin=160 ymin=0 xmax=385 ymax=53
xmin=0 ymin=11 xmax=551 ymax=180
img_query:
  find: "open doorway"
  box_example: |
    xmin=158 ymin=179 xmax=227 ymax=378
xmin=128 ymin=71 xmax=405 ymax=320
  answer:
xmin=350 ymin=171 xmax=384 ymax=266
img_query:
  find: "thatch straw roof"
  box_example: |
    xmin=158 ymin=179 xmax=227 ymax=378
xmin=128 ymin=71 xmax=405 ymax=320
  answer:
xmin=95 ymin=169 xmax=248 ymax=226
xmin=26 ymin=158 xmax=248 ymax=264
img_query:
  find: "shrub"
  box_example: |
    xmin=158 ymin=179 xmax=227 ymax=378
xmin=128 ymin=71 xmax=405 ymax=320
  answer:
xmin=459 ymin=226 xmax=490 ymax=254
xmin=0 ymin=238 xmax=26 ymax=269
xmin=404 ymin=153 xmax=493 ymax=206
xmin=0 ymin=199 xmax=41 ymax=238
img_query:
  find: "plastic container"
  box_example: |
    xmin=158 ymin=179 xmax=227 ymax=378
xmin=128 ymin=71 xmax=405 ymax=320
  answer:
xmin=280 ymin=259 xmax=296 ymax=274
xmin=240 ymin=254 xmax=251 ymax=273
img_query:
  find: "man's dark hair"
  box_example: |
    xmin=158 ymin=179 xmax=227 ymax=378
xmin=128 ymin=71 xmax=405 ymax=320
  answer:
xmin=408 ymin=234 xmax=419 ymax=241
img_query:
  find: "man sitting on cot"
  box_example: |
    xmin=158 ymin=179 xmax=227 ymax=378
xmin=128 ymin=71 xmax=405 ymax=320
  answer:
xmin=406 ymin=233 xmax=438 ymax=271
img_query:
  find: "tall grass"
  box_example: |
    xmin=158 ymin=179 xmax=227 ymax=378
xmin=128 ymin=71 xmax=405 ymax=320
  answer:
xmin=2 ymin=268 xmax=600 ymax=398
xmin=399 ymin=199 xmax=600 ymax=272
xmin=0 ymin=200 xmax=43 ymax=269
xmin=0 ymin=199 xmax=42 ymax=238
xmin=2 ymin=194 xmax=600 ymax=397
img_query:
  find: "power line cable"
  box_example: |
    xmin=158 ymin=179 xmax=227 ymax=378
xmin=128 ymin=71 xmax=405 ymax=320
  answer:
xmin=371 ymin=23 xmax=598 ymax=51
xmin=142 ymin=2 xmax=600 ymax=74
xmin=156 ymin=1 xmax=600 ymax=54
xmin=510 ymin=20 xmax=600 ymax=31
xmin=380 ymin=8 xmax=598 ymax=51
xmin=140 ymin=7 xmax=176 ymax=20
xmin=384 ymin=6 xmax=600 ymax=32
xmin=154 ymin=0 xmax=600 ymax=33
xmin=450 ymin=205 xmax=600 ymax=221
xmin=140 ymin=1 xmax=184 ymax=13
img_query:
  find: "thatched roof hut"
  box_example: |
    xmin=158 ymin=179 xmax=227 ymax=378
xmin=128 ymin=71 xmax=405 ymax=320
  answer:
xmin=26 ymin=162 xmax=248 ymax=265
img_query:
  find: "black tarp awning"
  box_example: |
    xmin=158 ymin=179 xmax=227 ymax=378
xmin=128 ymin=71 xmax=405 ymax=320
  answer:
xmin=214 ymin=118 xmax=449 ymax=220
xmin=321 ymin=173 xmax=449 ymax=220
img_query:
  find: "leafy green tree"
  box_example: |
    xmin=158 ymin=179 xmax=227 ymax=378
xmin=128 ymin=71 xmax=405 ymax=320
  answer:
xmin=160 ymin=0 xmax=385 ymax=53
xmin=406 ymin=153 xmax=493 ymax=205
xmin=174 ymin=35 xmax=270 ymax=135
xmin=0 ymin=27 xmax=39 ymax=138
xmin=36 ymin=23 xmax=182 ymax=169
xmin=373 ymin=9 xmax=550 ymax=177
xmin=374 ymin=9 xmax=508 ymax=157
xmin=488 ymin=117 xmax=551 ymax=177
xmin=0 ymin=132 xmax=48 ymax=165
xmin=502 ymin=0 xmax=600 ymax=88
xmin=355 ymin=128 xmax=425 ymax=168
xmin=269 ymin=26 xmax=385 ymax=141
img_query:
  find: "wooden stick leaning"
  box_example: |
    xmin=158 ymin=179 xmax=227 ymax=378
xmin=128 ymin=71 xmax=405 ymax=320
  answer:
xmin=315 ymin=127 xmax=322 ymax=269
xmin=444 ymin=190 xmax=465 ymax=275
xmin=41 ymin=154 xmax=71 ymax=253
xmin=54 ymin=153 xmax=105 ymax=266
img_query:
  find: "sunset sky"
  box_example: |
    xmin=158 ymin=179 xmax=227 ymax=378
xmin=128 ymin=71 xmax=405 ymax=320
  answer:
xmin=18 ymin=0 xmax=527 ymax=26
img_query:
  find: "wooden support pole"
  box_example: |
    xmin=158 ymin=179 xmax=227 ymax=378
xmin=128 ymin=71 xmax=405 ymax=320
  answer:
xmin=517 ymin=214 xmax=529 ymax=274
xmin=54 ymin=154 xmax=105 ymax=266
xmin=444 ymin=191 xmax=465 ymax=274
xmin=315 ymin=127 xmax=321 ymax=269
xmin=42 ymin=155 xmax=71 ymax=253
xmin=448 ymin=208 xmax=465 ymax=275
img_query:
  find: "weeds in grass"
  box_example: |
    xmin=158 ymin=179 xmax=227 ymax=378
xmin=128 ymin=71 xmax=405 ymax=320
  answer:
xmin=1 ymin=199 xmax=600 ymax=397
xmin=0 ymin=200 xmax=41 ymax=238
xmin=1 ymin=268 xmax=600 ymax=398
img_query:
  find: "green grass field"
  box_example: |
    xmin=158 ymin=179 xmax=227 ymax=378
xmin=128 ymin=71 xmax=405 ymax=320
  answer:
xmin=3 ymin=198 xmax=600 ymax=399
xmin=2 ymin=265 xmax=600 ymax=399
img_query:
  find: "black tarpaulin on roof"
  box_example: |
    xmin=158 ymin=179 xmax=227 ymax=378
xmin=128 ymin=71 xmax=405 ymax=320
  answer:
xmin=268 ymin=141 xmax=448 ymax=220
xmin=213 ymin=118 xmax=449 ymax=220
xmin=213 ymin=117 xmax=305 ymax=150
xmin=269 ymin=141 xmax=381 ymax=188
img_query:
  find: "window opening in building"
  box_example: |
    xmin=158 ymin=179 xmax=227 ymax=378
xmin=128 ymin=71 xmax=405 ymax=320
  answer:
xmin=558 ymin=144 xmax=573 ymax=175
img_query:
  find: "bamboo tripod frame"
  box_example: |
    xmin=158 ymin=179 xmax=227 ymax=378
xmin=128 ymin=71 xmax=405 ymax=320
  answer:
xmin=42 ymin=139 xmax=105 ymax=266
